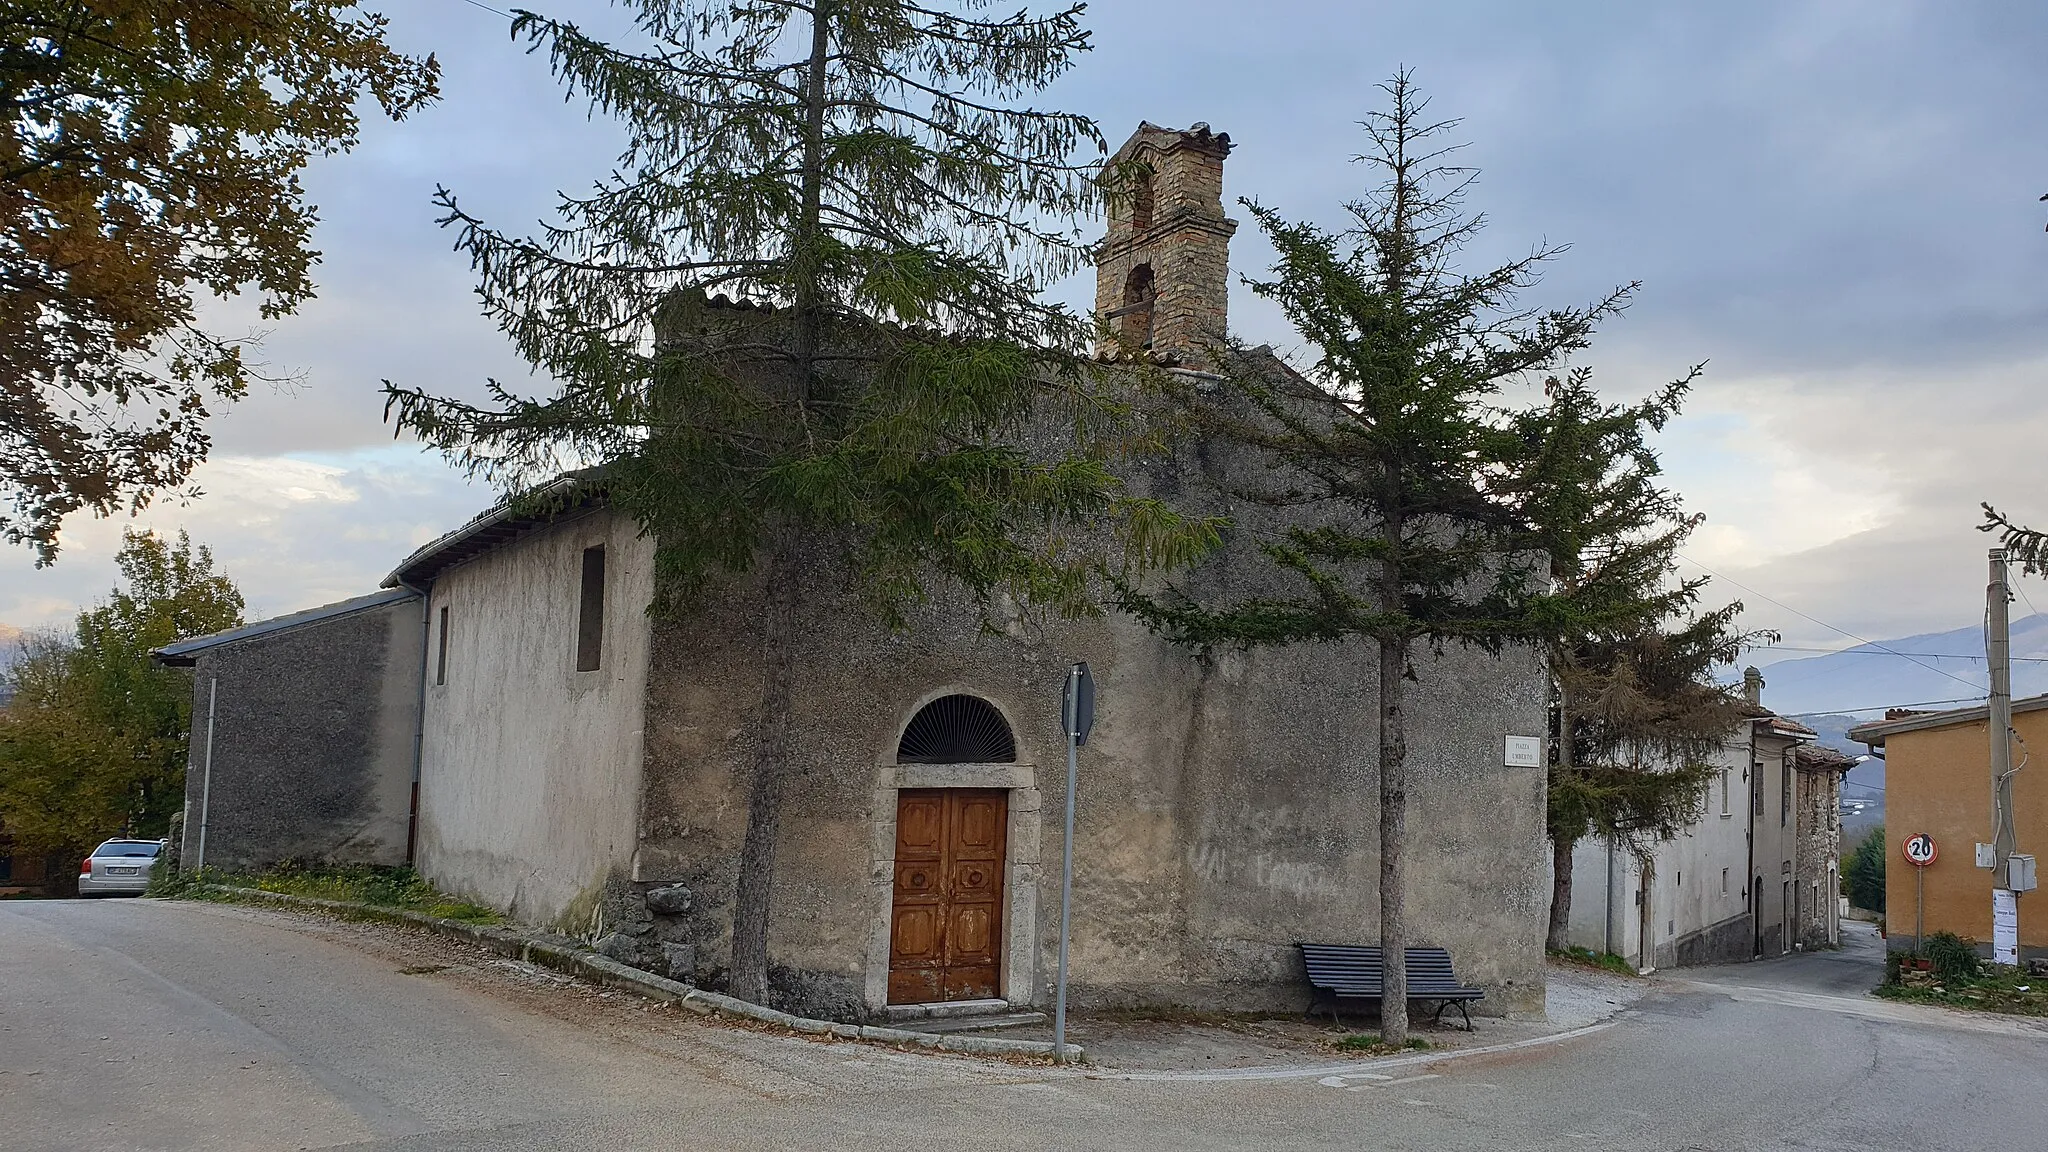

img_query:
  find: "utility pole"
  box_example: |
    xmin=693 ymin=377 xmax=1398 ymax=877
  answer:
xmin=1988 ymin=549 xmax=2019 ymax=965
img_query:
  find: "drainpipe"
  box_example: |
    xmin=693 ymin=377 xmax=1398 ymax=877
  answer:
xmin=1746 ymin=720 xmax=1759 ymax=958
xmin=396 ymin=577 xmax=432 ymax=866
xmin=194 ymin=675 xmax=218 ymax=872
xmin=1604 ymin=836 xmax=1617 ymax=956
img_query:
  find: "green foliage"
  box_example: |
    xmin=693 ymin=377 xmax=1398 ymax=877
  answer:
xmin=1332 ymin=1033 xmax=1431 ymax=1052
xmin=246 ymin=861 xmax=500 ymax=923
xmin=0 ymin=530 xmax=243 ymax=854
xmin=1548 ymin=946 xmax=1639 ymax=978
xmin=1981 ymin=504 xmax=2048 ymax=577
xmin=2 ymin=2 xmax=439 ymax=563
xmin=1925 ymin=931 xmax=1982 ymax=984
xmin=1529 ymin=372 xmax=1764 ymax=858
xmin=382 ymin=0 xmax=1208 ymax=625
xmin=1845 ymin=825 xmax=1886 ymax=912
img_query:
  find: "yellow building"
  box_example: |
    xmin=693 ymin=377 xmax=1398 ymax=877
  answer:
xmin=1848 ymin=696 xmax=2048 ymax=954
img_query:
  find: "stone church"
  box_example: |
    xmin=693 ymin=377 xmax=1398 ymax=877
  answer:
xmin=163 ymin=123 xmax=1553 ymax=1022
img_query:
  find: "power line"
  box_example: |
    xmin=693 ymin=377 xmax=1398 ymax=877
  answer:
xmin=1752 ymin=644 xmax=2048 ymax=664
xmin=453 ymin=0 xmax=513 ymax=17
xmin=1777 ymin=696 xmax=1985 ymax=718
xmin=1678 ymin=553 xmax=1988 ymax=693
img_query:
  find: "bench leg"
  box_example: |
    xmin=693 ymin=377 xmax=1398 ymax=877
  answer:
xmin=1457 ymin=1000 xmax=1473 ymax=1032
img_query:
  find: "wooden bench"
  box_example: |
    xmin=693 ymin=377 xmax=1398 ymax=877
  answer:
xmin=1298 ymin=943 xmax=1485 ymax=1031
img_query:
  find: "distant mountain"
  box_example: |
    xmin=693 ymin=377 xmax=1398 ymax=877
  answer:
xmin=1740 ymin=613 xmax=2048 ymax=806
xmin=1749 ymin=613 xmax=2048 ymax=719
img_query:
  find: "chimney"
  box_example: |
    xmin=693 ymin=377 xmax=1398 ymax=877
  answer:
xmin=1095 ymin=122 xmax=1236 ymax=366
xmin=1743 ymin=666 xmax=1765 ymax=707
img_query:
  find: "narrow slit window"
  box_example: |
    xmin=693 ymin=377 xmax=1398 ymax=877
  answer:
xmin=576 ymin=546 xmax=605 ymax=672
xmin=435 ymin=605 xmax=450 ymax=686
xmin=1720 ymin=769 xmax=1730 ymax=815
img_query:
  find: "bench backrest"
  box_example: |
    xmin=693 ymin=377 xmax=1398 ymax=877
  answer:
xmin=1298 ymin=943 xmax=1469 ymax=992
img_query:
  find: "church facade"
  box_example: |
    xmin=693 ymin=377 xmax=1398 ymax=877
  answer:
xmin=170 ymin=124 xmax=1555 ymax=1023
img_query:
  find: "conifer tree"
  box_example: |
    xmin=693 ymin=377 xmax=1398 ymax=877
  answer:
xmin=1516 ymin=372 xmax=1765 ymax=952
xmin=1118 ymin=74 xmax=1629 ymax=1044
xmin=383 ymin=0 xmax=1211 ymax=1004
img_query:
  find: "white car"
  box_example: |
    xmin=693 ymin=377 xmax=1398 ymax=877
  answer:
xmin=77 ymin=839 xmax=167 ymax=896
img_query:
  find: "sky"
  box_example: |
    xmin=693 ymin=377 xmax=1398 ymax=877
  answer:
xmin=4 ymin=0 xmax=2045 ymax=703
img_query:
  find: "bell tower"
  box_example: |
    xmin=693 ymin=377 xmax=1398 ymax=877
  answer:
xmin=1095 ymin=122 xmax=1237 ymax=365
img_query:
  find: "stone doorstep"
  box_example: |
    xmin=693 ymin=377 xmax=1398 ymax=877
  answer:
xmin=191 ymin=886 xmax=1083 ymax=1064
xmin=893 ymin=1012 xmax=1049 ymax=1035
xmin=880 ymin=997 xmax=1012 ymax=1023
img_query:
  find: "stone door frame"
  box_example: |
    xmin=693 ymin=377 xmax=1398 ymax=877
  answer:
xmin=864 ymin=688 xmax=1041 ymax=1012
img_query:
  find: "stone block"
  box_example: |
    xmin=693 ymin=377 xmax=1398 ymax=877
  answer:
xmin=645 ymin=884 xmax=693 ymax=916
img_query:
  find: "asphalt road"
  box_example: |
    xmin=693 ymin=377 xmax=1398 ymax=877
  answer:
xmin=5 ymin=899 xmax=2046 ymax=1152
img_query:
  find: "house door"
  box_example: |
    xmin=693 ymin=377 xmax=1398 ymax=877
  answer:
xmin=889 ymin=788 xmax=1007 ymax=1004
xmin=1782 ymin=880 xmax=1793 ymax=955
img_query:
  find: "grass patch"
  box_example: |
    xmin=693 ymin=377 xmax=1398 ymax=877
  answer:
xmin=1880 ymin=933 xmax=2047 ymax=1017
xmin=1548 ymin=946 xmax=1637 ymax=977
xmin=1330 ymin=1033 xmax=1431 ymax=1055
xmin=153 ymin=861 xmax=500 ymax=924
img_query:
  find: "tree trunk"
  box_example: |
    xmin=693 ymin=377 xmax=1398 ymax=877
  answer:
xmin=727 ymin=542 xmax=801 ymax=1004
xmin=1378 ymin=631 xmax=1410 ymax=1046
xmin=726 ymin=0 xmax=833 ymax=1010
xmin=1547 ymin=834 xmax=1577 ymax=952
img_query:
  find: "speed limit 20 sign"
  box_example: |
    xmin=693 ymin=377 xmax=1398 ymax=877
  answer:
xmin=1902 ymin=832 xmax=1938 ymax=867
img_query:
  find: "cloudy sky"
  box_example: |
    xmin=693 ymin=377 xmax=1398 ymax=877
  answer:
xmin=5 ymin=0 xmax=2045 ymax=697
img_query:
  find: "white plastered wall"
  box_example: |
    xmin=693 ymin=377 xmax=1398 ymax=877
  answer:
xmin=415 ymin=508 xmax=655 ymax=928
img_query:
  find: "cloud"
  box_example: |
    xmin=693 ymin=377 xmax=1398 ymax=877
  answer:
xmin=3 ymin=0 xmax=2044 ymax=662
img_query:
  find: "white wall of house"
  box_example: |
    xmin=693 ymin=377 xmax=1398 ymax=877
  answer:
xmin=1563 ymin=732 xmax=1778 ymax=969
xmin=415 ymin=508 xmax=655 ymax=928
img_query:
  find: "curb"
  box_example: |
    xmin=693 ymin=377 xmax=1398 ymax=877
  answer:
xmin=1097 ymin=1016 xmax=1626 ymax=1082
xmin=186 ymin=885 xmax=1083 ymax=1064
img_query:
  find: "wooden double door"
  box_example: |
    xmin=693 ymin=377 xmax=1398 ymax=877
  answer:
xmin=888 ymin=789 xmax=1007 ymax=1005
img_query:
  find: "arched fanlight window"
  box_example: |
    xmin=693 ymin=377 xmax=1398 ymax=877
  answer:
xmin=896 ymin=694 xmax=1017 ymax=764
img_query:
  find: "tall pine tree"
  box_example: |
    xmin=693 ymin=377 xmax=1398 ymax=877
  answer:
xmin=1516 ymin=372 xmax=1765 ymax=951
xmin=383 ymin=1 xmax=1211 ymax=1004
xmin=1118 ymin=74 xmax=1628 ymax=1044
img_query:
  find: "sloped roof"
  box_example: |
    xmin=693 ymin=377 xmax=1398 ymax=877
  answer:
xmin=151 ymin=587 xmax=419 ymax=666
xmin=1846 ymin=694 xmax=2048 ymax=746
xmin=382 ymin=469 xmax=606 ymax=590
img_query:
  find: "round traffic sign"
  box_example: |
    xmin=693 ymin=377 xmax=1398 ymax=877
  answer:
xmin=1902 ymin=832 xmax=1938 ymax=867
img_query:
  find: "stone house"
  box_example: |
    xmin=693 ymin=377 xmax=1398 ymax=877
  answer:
xmin=1563 ymin=666 xmax=1850 ymax=969
xmin=161 ymin=123 xmax=1556 ymax=1023
xmin=155 ymin=588 xmax=424 ymax=872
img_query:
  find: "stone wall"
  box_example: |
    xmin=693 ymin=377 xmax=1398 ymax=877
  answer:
xmin=633 ymin=411 xmax=1552 ymax=1022
xmin=176 ymin=594 xmax=423 ymax=872
xmin=1795 ymin=750 xmax=1849 ymax=949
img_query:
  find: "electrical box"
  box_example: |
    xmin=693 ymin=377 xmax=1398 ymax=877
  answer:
xmin=1977 ymin=842 xmax=1997 ymax=869
xmin=2007 ymin=854 xmax=2038 ymax=893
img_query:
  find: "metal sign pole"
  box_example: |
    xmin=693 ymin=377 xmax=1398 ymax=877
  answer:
xmin=1915 ymin=866 xmax=1924 ymax=951
xmin=1055 ymin=721 xmax=1077 ymax=1061
xmin=1054 ymin=662 xmax=1093 ymax=1064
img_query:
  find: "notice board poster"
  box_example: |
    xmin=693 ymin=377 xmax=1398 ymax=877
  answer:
xmin=1993 ymin=889 xmax=2019 ymax=966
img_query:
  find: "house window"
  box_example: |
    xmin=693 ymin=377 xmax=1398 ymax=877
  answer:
xmin=576 ymin=546 xmax=605 ymax=673
xmin=1720 ymin=769 xmax=1731 ymax=816
xmin=1722 ymin=868 xmax=1729 ymax=894
xmin=435 ymin=605 xmax=450 ymax=686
